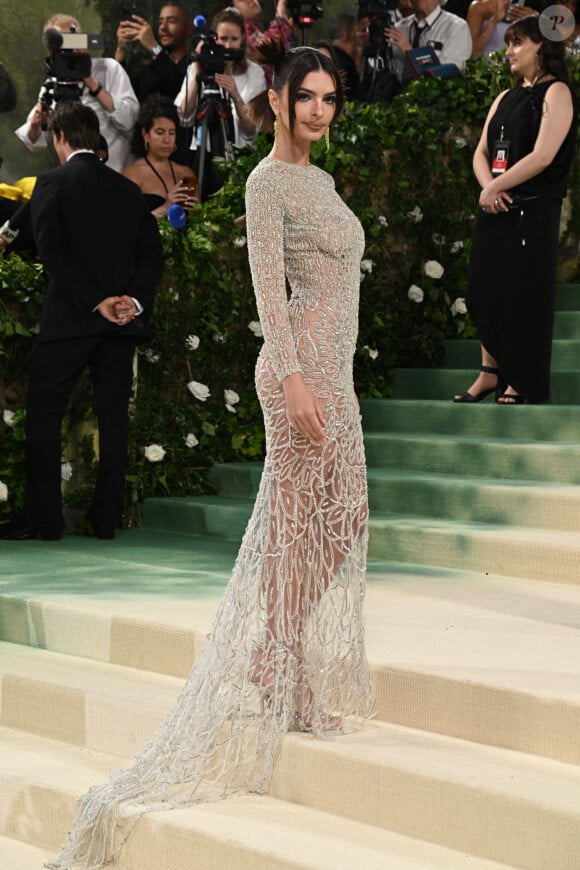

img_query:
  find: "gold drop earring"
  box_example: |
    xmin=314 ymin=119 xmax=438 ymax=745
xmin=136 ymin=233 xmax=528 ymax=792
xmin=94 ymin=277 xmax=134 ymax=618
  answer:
xmin=274 ymin=115 xmax=280 ymax=140
xmin=325 ymin=126 xmax=330 ymax=149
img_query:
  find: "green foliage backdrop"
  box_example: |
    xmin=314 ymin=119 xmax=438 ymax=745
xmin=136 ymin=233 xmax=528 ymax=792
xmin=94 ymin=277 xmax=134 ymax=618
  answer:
xmin=1 ymin=55 xmax=579 ymax=529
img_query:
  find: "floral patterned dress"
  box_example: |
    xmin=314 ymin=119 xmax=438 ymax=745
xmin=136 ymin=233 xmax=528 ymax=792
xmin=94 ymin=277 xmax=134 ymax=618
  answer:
xmin=46 ymin=156 xmax=375 ymax=870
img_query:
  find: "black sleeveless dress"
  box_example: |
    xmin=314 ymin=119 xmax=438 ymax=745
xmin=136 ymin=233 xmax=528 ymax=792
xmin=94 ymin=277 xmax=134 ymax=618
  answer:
xmin=466 ymin=80 xmax=577 ymax=402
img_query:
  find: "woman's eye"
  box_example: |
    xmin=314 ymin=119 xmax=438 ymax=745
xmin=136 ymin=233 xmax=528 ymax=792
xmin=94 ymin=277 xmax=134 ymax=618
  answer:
xmin=323 ymin=95 xmax=336 ymax=104
xmin=296 ymin=92 xmax=310 ymax=101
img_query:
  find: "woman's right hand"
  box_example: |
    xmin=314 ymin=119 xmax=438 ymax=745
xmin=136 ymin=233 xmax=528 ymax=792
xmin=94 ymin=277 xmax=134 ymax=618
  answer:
xmin=166 ymin=180 xmax=197 ymax=212
xmin=283 ymin=372 xmax=327 ymax=445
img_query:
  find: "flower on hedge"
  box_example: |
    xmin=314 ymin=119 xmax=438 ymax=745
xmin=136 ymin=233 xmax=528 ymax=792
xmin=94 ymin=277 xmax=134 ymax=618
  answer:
xmin=213 ymin=333 xmax=226 ymax=344
xmin=377 ymin=215 xmax=388 ymax=227
xmin=188 ymin=381 xmax=210 ymax=401
xmin=225 ymin=389 xmax=240 ymax=413
xmin=3 ymin=409 xmax=15 ymax=427
xmin=451 ymin=241 xmax=464 ymax=253
xmin=0 ymin=480 xmax=7 ymax=502
xmin=360 ymin=259 xmax=373 ymax=273
xmin=186 ymin=334 xmax=200 ymax=350
xmin=248 ymin=321 xmax=263 ymax=338
xmin=408 ymin=284 xmax=424 ymax=303
xmin=451 ymin=297 xmax=468 ymax=316
xmin=61 ymin=461 xmax=73 ymax=481
xmin=432 ymin=233 xmax=445 ymax=245
xmin=184 ymin=433 xmax=199 ymax=448
xmin=363 ymin=345 xmax=379 ymax=360
xmin=144 ymin=444 xmax=166 ymax=462
xmin=454 ymin=136 xmax=467 ymax=149
xmin=144 ymin=348 xmax=160 ymax=363
xmin=168 ymin=287 xmax=179 ymax=301
xmin=233 ymin=236 xmax=246 ymax=248
xmin=424 ymin=260 xmax=444 ymax=279
xmin=407 ymin=205 xmax=423 ymax=223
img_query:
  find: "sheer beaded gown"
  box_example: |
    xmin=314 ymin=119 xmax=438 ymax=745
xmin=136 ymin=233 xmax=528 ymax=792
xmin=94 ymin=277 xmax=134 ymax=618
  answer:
xmin=47 ymin=156 xmax=375 ymax=870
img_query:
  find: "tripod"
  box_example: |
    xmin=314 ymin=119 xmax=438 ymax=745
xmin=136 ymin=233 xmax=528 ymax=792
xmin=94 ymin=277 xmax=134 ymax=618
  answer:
xmin=193 ymin=74 xmax=236 ymax=202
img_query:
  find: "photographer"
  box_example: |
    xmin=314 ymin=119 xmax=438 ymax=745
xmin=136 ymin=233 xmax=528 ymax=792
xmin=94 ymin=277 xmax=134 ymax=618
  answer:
xmin=15 ymin=13 xmax=139 ymax=172
xmin=328 ymin=13 xmax=363 ymax=99
xmin=175 ymin=7 xmax=266 ymax=148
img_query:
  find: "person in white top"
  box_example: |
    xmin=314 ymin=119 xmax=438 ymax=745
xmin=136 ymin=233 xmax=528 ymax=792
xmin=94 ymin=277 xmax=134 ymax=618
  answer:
xmin=384 ymin=0 xmax=472 ymax=82
xmin=175 ymin=6 xmax=266 ymax=151
xmin=15 ymin=13 xmax=139 ymax=173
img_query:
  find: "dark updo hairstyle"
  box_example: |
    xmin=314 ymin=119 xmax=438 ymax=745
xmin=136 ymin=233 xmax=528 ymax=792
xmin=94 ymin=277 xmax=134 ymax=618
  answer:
xmin=248 ymin=44 xmax=344 ymax=136
xmin=212 ymin=6 xmax=248 ymax=74
xmin=130 ymin=94 xmax=180 ymax=158
xmin=505 ymin=15 xmax=569 ymax=84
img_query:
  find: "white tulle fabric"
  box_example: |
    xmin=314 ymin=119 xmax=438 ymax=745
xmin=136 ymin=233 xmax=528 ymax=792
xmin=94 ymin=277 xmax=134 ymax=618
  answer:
xmin=47 ymin=157 xmax=375 ymax=869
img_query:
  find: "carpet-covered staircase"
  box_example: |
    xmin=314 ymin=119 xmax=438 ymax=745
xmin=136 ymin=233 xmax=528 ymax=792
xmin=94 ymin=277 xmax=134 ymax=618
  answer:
xmin=1 ymin=286 xmax=580 ymax=868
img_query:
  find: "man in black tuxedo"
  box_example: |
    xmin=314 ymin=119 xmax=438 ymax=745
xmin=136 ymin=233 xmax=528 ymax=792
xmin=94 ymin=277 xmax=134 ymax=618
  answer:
xmin=17 ymin=101 xmax=163 ymax=540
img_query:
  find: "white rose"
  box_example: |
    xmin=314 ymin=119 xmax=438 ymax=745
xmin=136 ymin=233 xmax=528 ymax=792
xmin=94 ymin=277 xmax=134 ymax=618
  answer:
xmin=360 ymin=259 xmax=374 ymax=273
xmin=363 ymin=345 xmax=379 ymax=360
xmin=451 ymin=297 xmax=468 ymax=316
xmin=248 ymin=321 xmax=263 ymax=338
xmin=226 ymin=404 xmax=237 ymax=414
xmin=408 ymin=284 xmax=424 ymax=304
xmin=233 ymin=236 xmax=247 ymax=248
xmin=454 ymin=136 xmax=467 ymax=149
xmin=144 ymin=348 xmax=160 ymax=363
xmin=3 ymin=409 xmax=15 ymax=427
xmin=186 ymin=334 xmax=200 ymax=350
xmin=424 ymin=260 xmax=444 ymax=280
xmin=407 ymin=205 xmax=423 ymax=223
xmin=377 ymin=215 xmax=388 ymax=227
xmin=61 ymin=460 xmax=73 ymax=481
xmin=224 ymin=389 xmax=240 ymax=406
xmin=451 ymin=241 xmax=464 ymax=253
xmin=359 ymin=272 xmax=366 ymax=283
xmin=184 ymin=433 xmax=199 ymax=448
xmin=168 ymin=287 xmax=179 ymax=301
xmin=187 ymin=381 xmax=210 ymax=401
xmin=431 ymin=234 xmax=445 ymax=245
xmin=0 ymin=480 xmax=7 ymax=502
xmin=144 ymin=444 xmax=166 ymax=462
xmin=213 ymin=333 xmax=226 ymax=344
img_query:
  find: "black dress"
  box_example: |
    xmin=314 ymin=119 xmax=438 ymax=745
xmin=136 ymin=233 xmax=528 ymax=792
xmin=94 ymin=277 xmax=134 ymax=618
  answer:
xmin=466 ymin=80 xmax=577 ymax=402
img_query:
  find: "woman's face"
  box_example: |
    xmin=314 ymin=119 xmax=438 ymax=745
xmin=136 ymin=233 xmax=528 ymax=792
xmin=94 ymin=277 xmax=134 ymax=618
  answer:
xmin=273 ymin=69 xmax=337 ymax=145
xmin=216 ymin=21 xmax=244 ymax=49
xmin=233 ymin=0 xmax=261 ymax=23
xmin=143 ymin=116 xmax=176 ymax=158
xmin=505 ymin=34 xmax=541 ymax=80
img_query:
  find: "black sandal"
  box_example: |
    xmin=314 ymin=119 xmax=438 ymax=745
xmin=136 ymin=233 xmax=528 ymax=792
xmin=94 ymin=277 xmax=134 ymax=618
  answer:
xmin=453 ymin=365 xmax=504 ymax=404
xmin=498 ymin=392 xmax=527 ymax=404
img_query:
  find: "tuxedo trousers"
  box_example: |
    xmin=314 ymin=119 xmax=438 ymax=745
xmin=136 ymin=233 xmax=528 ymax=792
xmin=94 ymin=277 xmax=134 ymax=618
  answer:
xmin=24 ymin=333 xmax=137 ymax=535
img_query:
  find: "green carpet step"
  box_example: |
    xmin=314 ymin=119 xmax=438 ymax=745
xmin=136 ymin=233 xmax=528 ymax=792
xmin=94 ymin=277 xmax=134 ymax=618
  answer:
xmin=360 ymin=397 xmax=580 ymax=442
xmin=3 ymin=560 xmax=580 ymax=767
xmin=369 ymin=514 xmax=580 ymax=584
xmin=0 ymin=837 xmax=52 ymax=869
xmin=392 ymin=368 xmax=580 ymax=403
xmin=208 ymin=460 xmax=263 ymax=498
xmin=444 ymin=338 xmax=580 ymax=370
xmin=141 ymin=494 xmax=252 ymax=541
xmin=367 ymin=469 xmax=580 ymax=531
xmin=0 ymin=728 xmax=517 ymax=870
xmin=554 ymin=282 xmax=580 ymax=310
xmin=364 ymin=432 xmax=580 ymax=483
xmin=553 ymin=309 xmax=580 ymax=338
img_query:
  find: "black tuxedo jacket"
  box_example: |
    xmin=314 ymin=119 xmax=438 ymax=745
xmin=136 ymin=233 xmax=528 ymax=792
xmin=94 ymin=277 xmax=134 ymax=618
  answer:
xmin=29 ymin=152 xmax=163 ymax=343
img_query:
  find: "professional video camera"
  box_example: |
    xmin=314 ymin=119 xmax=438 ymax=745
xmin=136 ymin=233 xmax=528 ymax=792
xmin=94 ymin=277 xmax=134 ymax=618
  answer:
xmin=287 ymin=0 xmax=323 ymax=45
xmin=39 ymin=29 xmax=104 ymax=112
xmin=359 ymin=0 xmax=399 ymax=47
xmin=190 ymin=29 xmax=244 ymax=79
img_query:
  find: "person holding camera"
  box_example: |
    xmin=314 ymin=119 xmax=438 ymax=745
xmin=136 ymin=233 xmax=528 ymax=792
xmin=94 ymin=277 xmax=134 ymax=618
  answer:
xmin=176 ymin=7 xmax=266 ymax=148
xmin=123 ymin=94 xmax=197 ymax=219
xmin=15 ymin=13 xmax=138 ymax=173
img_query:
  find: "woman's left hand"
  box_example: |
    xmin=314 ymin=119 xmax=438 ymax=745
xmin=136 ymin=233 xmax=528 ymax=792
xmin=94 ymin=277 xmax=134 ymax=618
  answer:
xmin=479 ymin=183 xmax=512 ymax=214
xmin=215 ymin=72 xmax=237 ymax=97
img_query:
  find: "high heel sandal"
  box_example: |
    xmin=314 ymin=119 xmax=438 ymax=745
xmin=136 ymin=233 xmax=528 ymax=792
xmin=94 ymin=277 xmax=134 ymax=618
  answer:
xmin=453 ymin=365 xmax=504 ymax=404
xmin=292 ymin=682 xmax=343 ymax=733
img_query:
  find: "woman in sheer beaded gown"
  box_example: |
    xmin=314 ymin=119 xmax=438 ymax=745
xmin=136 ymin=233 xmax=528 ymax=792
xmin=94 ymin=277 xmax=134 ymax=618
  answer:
xmin=47 ymin=46 xmax=375 ymax=870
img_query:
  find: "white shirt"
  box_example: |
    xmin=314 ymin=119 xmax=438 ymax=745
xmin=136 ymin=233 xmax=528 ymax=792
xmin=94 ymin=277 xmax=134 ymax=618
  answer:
xmin=15 ymin=58 xmax=139 ymax=173
xmin=393 ymin=7 xmax=472 ymax=81
xmin=175 ymin=59 xmax=266 ymax=149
